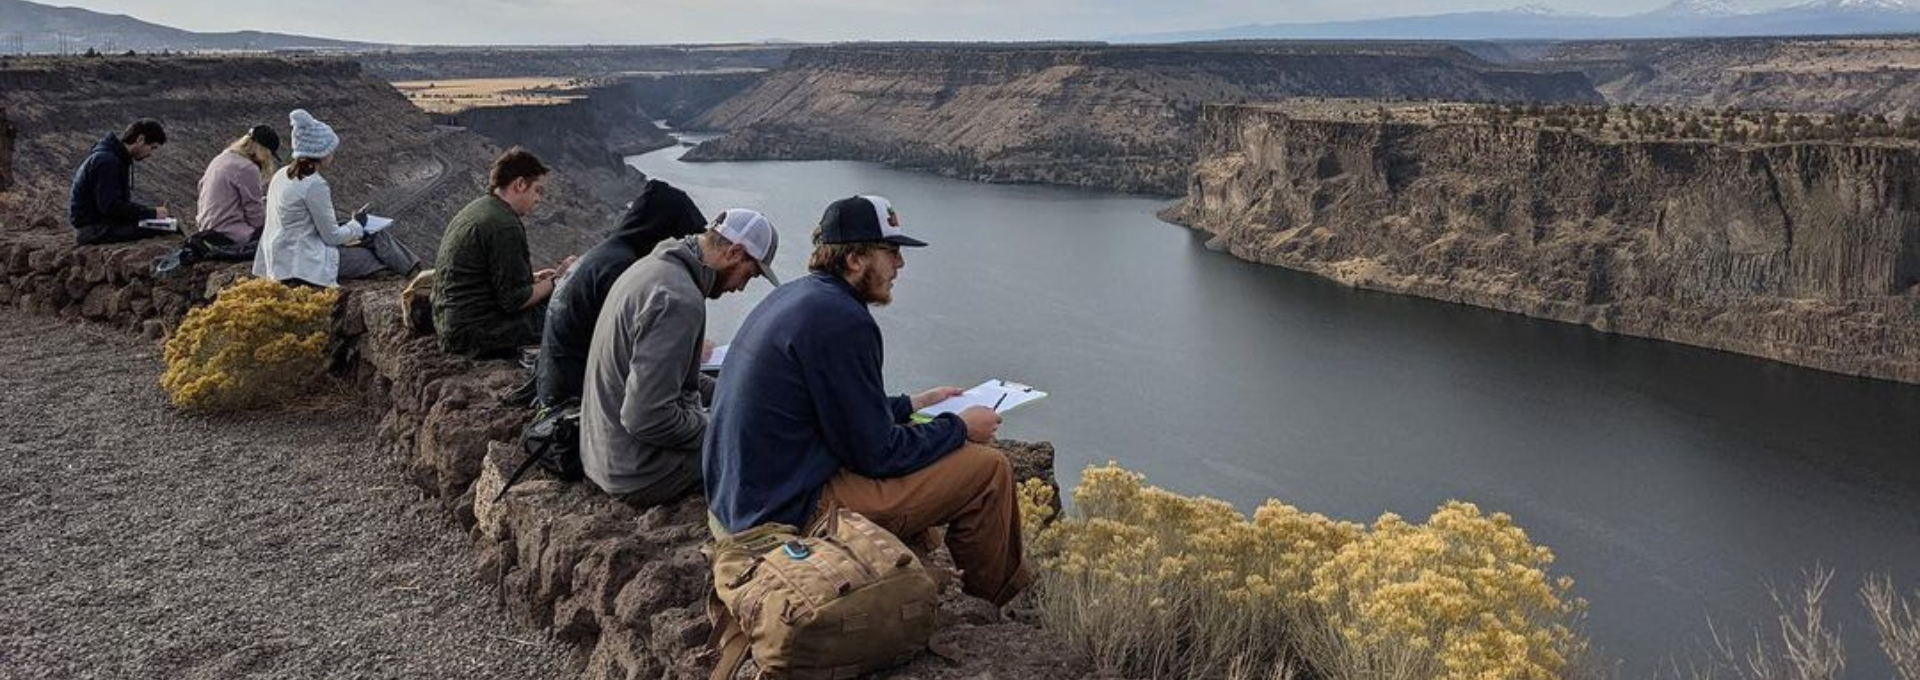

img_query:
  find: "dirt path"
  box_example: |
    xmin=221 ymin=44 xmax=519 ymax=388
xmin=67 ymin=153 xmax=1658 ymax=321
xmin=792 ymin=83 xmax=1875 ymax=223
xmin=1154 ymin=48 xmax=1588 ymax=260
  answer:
xmin=0 ymin=315 xmax=573 ymax=680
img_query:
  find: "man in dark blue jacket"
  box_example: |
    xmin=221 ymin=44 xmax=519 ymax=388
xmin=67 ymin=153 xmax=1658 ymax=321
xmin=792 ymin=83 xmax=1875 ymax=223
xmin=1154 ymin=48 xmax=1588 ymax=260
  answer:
xmin=704 ymin=194 xmax=1032 ymax=608
xmin=535 ymin=179 xmax=706 ymax=407
xmin=69 ymin=119 xmax=170 ymax=245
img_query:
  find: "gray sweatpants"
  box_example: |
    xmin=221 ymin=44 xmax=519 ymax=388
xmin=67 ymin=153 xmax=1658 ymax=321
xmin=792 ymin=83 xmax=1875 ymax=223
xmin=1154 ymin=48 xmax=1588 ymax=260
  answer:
xmin=337 ymin=231 xmax=420 ymax=280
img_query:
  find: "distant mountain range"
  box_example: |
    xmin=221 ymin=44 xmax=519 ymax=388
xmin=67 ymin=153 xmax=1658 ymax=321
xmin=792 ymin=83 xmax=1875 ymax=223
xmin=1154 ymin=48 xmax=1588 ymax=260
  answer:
xmin=3 ymin=0 xmax=1916 ymax=54
xmin=0 ymin=0 xmax=381 ymax=54
xmin=1124 ymin=0 xmax=1920 ymax=42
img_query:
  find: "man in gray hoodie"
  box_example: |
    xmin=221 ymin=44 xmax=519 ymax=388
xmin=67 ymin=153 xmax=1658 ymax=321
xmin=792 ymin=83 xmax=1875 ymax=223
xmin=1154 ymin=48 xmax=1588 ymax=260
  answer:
xmin=579 ymin=209 xmax=780 ymax=507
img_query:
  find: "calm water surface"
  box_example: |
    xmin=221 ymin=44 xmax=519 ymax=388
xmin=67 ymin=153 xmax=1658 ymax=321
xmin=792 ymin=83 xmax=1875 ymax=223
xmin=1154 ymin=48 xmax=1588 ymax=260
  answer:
xmin=627 ymin=143 xmax=1920 ymax=676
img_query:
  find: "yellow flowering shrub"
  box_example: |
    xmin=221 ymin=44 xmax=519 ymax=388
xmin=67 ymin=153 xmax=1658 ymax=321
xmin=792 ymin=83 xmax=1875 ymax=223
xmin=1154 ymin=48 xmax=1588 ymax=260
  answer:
xmin=1309 ymin=503 xmax=1586 ymax=680
xmin=1019 ymin=463 xmax=1587 ymax=680
xmin=160 ymin=278 xmax=338 ymax=410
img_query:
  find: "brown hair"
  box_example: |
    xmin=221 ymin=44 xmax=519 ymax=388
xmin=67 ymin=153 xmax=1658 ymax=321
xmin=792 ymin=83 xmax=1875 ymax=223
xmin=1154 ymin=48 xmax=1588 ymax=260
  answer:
xmin=488 ymin=147 xmax=549 ymax=192
xmin=121 ymin=119 xmax=166 ymax=146
xmin=805 ymin=227 xmax=885 ymax=278
xmin=284 ymin=157 xmax=323 ymax=181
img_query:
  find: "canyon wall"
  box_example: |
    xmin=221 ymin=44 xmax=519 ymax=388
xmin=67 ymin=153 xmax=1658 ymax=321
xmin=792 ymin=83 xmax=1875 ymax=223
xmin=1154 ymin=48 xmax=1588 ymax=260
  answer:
xmin=620 ymin=71 xmax=767 ymax=128
xmin=356 ymin=46 xmax=793 ymax=82
xmin=687 ymin=44 xmax=1602 ymax=195
xmin=1532 ymin=36 xmax=1920 ymax=117
xmin=442 ymin=83 xmax=667 ymax=210
xmin=0 ymin=56 xmax=618 ymax=261
xmin=1171 ymin=104 xmax=1920 ymax=383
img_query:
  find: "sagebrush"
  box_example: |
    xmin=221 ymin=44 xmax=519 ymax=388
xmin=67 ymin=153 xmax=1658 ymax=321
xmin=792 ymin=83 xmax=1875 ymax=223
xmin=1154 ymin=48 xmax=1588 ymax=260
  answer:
xmin=160 ymin=278 xmax=337 ymax=410
xmin=1018 ymin=464 xmax=1588 ymax=680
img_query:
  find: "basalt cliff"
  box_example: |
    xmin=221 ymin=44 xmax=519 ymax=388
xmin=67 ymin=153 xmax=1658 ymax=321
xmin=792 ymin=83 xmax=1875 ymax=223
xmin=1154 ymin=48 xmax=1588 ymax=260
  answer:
xmin=431 ymin=83 xmax=665 ymax=211
xmin=1528 ymin=36 xmax=1920 ymax=117
xmin=1169 ymin=103 xmax=1920 ymax=383
xmin=686 ymin=44 xmax=1602 ymax=195
xmin=419 ymin=71 xmax=774 ymax=210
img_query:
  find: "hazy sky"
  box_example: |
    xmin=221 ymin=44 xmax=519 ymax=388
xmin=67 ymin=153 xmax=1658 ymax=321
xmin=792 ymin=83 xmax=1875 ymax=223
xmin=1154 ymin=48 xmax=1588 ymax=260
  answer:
xmin=51 ymin=0 xmax=1804 ymax=44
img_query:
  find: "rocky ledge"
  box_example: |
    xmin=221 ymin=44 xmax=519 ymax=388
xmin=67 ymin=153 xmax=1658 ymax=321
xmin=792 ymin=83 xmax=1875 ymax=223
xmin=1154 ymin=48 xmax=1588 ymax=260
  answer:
xmin=0 ymin=217 xmax=1085 ymax=679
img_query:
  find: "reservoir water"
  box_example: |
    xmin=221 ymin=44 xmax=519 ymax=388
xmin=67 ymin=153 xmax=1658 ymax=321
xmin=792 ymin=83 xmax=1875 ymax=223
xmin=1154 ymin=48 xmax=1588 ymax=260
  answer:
xmin=627 ymin=142 xmax=1920 ymax=675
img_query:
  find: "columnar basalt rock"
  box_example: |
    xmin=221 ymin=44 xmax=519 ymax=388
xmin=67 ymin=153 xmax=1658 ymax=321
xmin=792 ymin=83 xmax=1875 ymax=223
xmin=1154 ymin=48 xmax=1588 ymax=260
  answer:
xmin=1170 ymin=103 xmax=1920 ymax=383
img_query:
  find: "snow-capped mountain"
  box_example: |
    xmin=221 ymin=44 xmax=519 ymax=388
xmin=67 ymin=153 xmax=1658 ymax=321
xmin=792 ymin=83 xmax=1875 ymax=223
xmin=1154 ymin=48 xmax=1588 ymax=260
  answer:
xmin=1788 ymin=0 xmax=1914 ymax=12
xmin=1646 ymin=0 xmax=1748 ymax=17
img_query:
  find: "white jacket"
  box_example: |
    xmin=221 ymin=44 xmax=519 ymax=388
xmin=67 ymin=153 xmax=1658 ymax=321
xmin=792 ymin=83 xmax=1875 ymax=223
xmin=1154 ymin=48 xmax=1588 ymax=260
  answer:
xmin=253 ymin=170 xmax=363 ymax=287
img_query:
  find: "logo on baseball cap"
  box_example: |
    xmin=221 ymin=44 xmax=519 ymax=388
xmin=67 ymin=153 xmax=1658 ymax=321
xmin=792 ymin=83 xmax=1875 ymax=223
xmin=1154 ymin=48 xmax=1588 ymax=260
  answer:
xmin=816 ymin=195 xmax=927 ymax=247
xmin=715 ymin=209 xmax=781 ymax=286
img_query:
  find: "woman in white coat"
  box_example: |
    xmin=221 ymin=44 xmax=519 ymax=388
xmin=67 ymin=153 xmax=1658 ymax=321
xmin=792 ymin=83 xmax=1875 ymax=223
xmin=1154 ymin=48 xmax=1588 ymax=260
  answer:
xmin=253 ymin=109 xmax=418 ymax=287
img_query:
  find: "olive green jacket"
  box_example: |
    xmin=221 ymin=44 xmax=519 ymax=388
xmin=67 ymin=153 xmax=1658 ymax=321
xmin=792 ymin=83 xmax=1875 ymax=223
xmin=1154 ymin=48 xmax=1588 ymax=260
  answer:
xmin=432 ymin=195 xmax=539 ymax=357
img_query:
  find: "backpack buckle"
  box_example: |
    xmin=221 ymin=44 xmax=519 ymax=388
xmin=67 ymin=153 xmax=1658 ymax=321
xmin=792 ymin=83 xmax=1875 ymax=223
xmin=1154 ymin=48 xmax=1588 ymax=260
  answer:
xmin=780 ymin=540 xmax=812 ymax=560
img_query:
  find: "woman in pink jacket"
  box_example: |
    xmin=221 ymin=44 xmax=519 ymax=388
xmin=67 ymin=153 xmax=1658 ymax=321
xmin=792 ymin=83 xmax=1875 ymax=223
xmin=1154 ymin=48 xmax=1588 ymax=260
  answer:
xmin=193 ymin=125 xmax=281 ymax=246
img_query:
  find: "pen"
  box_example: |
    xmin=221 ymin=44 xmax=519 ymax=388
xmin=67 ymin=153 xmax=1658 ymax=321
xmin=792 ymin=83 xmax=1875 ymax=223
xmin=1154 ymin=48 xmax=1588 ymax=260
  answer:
xmin=992 ymin=393 xmax=1008 ymax=413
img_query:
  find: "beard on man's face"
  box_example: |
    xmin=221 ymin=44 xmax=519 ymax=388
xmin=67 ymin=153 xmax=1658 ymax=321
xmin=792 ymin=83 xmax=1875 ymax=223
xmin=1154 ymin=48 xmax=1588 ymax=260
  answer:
xmin=851 ymin=267 xmax=893 ymax=307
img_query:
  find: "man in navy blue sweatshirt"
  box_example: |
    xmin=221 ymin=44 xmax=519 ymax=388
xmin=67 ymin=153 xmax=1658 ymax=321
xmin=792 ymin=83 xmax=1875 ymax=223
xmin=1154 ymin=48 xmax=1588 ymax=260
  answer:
xmin=704 ymin=195 xmax=1032 ymax=607
xmin=69 ymin=119 xmax=170 ymax=245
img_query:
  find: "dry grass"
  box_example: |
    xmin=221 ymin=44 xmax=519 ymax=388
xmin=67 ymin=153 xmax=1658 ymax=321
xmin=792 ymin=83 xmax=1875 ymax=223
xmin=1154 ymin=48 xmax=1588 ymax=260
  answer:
xmin=1863 ymin=575 xmax=1920 ymax=680
xmin=1667 ymin=569 xmax=1920 ymax=680
xmin=393 ymin=77 xmax=594 ymax=113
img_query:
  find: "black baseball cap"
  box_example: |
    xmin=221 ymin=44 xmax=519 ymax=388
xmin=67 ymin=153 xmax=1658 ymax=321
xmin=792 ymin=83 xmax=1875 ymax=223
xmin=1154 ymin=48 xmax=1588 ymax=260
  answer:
xmin=248 ymin=125 xmax=283 ymax=162
xmin=817 ymin=195 xmax=927 ymax=247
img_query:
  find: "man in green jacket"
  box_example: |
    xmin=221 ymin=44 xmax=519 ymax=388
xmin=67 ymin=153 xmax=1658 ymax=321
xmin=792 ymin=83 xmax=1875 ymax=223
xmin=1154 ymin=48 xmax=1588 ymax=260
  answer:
xmin=433 ymin=147 xmax=573 ymax=358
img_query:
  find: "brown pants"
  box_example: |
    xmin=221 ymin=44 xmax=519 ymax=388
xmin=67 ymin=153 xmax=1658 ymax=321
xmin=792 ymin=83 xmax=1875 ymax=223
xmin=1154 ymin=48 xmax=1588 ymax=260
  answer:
xmin=814 ymin=443 xmax=1034 ymax=607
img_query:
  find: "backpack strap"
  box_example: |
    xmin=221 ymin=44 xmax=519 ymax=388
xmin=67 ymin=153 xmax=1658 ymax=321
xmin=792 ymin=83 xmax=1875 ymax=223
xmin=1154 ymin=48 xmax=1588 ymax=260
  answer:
xmin=492 ymin=449 xmax=548 ymax=502
xmin=707 ymin=592 xmax=755 ymax=680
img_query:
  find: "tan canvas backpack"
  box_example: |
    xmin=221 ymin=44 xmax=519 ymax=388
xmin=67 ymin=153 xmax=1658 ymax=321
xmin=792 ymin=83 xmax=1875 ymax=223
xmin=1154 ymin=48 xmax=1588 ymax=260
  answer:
xmin=398 ymin=268 xmax=436 ymax=335
xmin=706 ymin=509 xmax=940 ymax=680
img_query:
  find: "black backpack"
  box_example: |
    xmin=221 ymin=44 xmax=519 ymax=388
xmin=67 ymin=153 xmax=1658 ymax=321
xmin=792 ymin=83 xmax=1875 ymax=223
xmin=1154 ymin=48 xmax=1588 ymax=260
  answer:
xmin=497 ymin=402 xmax=584 ymax=501
xmin=153 ymin=231 xmax=259 ymax=277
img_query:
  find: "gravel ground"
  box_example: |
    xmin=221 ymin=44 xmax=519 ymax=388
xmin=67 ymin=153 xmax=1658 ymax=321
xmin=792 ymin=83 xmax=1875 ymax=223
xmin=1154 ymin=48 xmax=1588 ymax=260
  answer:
xmin=0 ymin=315 xmax=573 ymax=679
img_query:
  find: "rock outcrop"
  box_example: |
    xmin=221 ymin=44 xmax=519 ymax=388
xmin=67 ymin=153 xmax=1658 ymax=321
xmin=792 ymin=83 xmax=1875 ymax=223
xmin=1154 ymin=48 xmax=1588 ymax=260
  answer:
xmin=0 ymin=217 xmax=1084 ymax=679
xmin=1531 ymin=36 xmax=1920 ymax=117
xmin=687 ymin=44 xmax=1603 ymax=195
xmin=0 ymin=56 xmax=619 ymax=262
xmin=1170 ymin=103 xmax=1920 ymax=383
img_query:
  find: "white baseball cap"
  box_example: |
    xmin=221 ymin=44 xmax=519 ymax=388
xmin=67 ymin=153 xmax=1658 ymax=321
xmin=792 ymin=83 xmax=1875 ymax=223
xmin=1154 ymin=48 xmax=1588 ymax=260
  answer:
xmin=715 ymin=208 xmax=781 ymax=286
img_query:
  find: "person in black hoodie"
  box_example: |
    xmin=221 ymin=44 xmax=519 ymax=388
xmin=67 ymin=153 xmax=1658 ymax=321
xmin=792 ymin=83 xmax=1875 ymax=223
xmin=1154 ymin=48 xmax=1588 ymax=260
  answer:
xmin=69 ymin=119 xmax=170 ymax=245
xmin=533 ymin=179 xmax=706 ymax=407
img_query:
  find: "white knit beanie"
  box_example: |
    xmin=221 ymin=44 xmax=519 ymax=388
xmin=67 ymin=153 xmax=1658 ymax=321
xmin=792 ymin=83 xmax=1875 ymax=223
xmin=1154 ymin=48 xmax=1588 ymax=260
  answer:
xmin=288 ymin=109 xmax=339 ymax=160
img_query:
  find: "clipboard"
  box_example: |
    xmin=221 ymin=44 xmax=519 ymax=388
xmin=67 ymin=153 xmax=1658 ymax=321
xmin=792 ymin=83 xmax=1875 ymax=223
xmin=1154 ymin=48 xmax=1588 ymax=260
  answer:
xmin=913 ymin=379 xmax=1047 ymax=421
